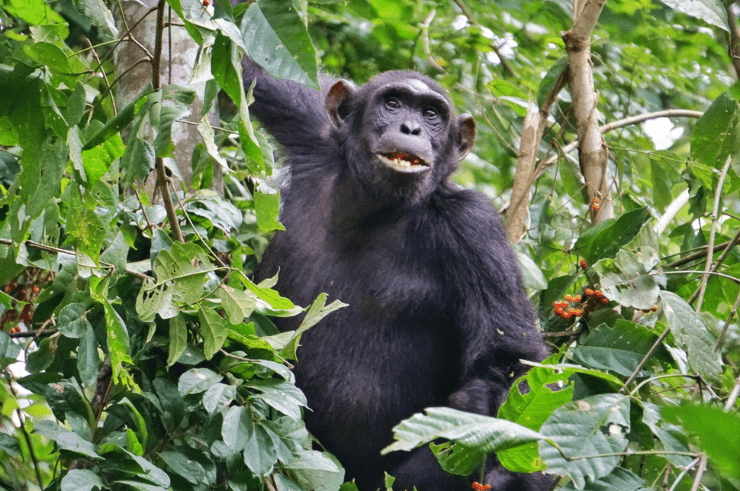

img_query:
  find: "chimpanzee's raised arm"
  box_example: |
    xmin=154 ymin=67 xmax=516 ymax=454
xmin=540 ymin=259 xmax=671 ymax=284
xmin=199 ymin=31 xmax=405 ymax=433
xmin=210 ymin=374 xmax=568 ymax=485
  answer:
xmin=242 ymin=58 xmax=335 ymax=154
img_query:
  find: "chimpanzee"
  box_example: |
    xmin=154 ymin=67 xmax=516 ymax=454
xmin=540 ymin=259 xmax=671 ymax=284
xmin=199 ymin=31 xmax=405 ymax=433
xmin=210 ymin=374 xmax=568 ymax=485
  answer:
xmin=245 ymin=59 xmax=551 ymax=491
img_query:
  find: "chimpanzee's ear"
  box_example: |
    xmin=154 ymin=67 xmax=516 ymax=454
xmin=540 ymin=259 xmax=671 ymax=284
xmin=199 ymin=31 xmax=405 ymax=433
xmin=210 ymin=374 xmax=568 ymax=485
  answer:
xmin=457 ymin=114 xmax=476 ymax=160
xmin=326 ymin=80 xmax=356 ymax=128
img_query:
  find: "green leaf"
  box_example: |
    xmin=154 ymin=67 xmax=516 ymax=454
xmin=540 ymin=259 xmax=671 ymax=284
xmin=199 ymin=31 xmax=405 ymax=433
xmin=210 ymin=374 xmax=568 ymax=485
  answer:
xmin=241 ymin=3 xmax=318 ymax=88
xmin=202 ymin=383 xmax=236 ymax=413
xmin=559 ymin=467 xmax=649 ymax=491
xmin=278 ymin=293 xmax=347 ymax=360
xmin=254 ymin=187 xmax=285 ymax=232
xmin=497 ymin=365 xmax=574 ymax=473
xmin=662 ymin=404 xmax=740 ymax=479
xmin=136 ymin=242 xmax=216 ymax=322
xmin=167 ymin=315 xmax=188 ymax=367
xmin=159 ymin=450 xmax=206 ymax=485
xmin=640 ymin=402 xmax=692 ymax=468
xmin=82 ymin=96 xmax=140 ymax=150
xmin=661 ymin=291 xmax=721 ymax=382
xmin=283 ymin=450 xmax=345 ymax=491
xmin=18 ymin=138 xmax=66 ymax=220
xmin=77 ymin=322 xmax=100 ymax=386
xmin=574 ymin=208 xmax=651 ymax=264
xmin=91 ymin=283 xmax=134 ymax=387
xmin=77 ymin=0 xmax=118 ymax=39
xmin=218 ymin=284 xmax=256 ymax=324
xmin=382 ymin=406 xmax=544 ymax=455
xmin=222 ymin=406 xmax=254 ymax=451
xmin=258 ymin=0 xmax=319 ymax=86
xmin=248 ymin=379 xmax=307 ymax=421
xmin=537 ymin=57 xmax=567 ymax=109
xmin=199 ymin=306 xmax=228 ymax=360
xmin=56 ymin=430 xmax=100 ymax=459
xmin=659 ymin=0 xmax=729 ymax=32
xmin=594 ymin=248 xmax=660 ymax=310
xmin=539 ymin=394 xmax=630 ymax=489
xmin=243 ymin=423 xmax=277 ymax=476
xmin=61 ymin=469 xmax=104 ymax=491
xmin=570 ymin=321 xmax=667 ymax=377
xmin=178 ymin=367 xmax=222 ymax=395
xmin=58 ymin=303 xmax=89 ymax=338
xmin=690 ymin=91 xmax=739 ymax=169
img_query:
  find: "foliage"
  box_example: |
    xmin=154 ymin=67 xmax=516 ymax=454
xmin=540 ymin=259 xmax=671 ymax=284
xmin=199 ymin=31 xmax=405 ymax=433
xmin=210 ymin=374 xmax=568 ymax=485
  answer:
xmin=0 ymin=0 xmax=739 ymax=490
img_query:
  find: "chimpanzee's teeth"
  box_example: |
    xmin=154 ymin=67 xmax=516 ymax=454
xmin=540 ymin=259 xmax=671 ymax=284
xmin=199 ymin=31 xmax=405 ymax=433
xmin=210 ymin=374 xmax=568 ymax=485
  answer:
xmin=377 ymin=153 xmax=429 ymax=174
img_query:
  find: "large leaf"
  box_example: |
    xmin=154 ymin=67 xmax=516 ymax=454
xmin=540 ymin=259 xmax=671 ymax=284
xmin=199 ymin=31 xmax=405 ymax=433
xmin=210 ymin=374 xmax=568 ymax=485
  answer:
xmin=690 ymin=91 xmax=740 ymax=169
xmin=662 ymin=404 xmax=740 ymax=479
xmin=660 ymin=291 xmax=721 ymax=382
xmin=574 ymin=208 xmax=651 ymax=264
xmin=539 ymin=394 xmax=630 ymax=489
xmin=497 ymin=365 xmax=574 ymax=473
xmin=594 ymin=248 xmax=660 ymax=310
xmin=241 ymin=3 xmax=318 ymax=88
xmin=570 ymin=321 xmax=669 ymax=377
xmin=659 ymin=0 xmax=729 ymax=32
xmin=382 ymin=406 xmax=545 ymax=458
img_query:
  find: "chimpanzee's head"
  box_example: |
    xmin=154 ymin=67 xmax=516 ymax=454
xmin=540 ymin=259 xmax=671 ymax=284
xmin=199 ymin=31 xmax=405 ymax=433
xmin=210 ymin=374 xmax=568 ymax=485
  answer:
xmin=326 ymin=71 xmax=475 ymax=204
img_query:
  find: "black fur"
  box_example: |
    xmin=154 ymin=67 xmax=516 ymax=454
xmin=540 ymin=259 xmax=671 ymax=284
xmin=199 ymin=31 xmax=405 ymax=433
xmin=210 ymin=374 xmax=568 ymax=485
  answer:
xmin=245 ymin=60 xmax=551 ymax=491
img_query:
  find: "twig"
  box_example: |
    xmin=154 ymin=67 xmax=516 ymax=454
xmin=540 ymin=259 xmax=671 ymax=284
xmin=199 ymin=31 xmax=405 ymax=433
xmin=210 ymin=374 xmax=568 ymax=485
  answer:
xmin=0 ymin=238 xmax=152 ymax=281
xmin=169 ymin=179 xmax=226 ymax=267
xmin=666 ymin=239 xmax=734 ymax=268
xmin=151 ymin=0 xmax=184 ymax=244
xmin=689 ymin=454 xmax=707 ymax=491
xmin=533 ymin=109 xmax=704 ymax=181
xmin=658 ymin=270 xmax=740 ymax=284
xmin=724 ymin=376 xmax=740 ymax=411
xmin=714 ymin=290 xmax=740 ymax=351
xmin=691 ymin=154 xmax=732 ymax=310
xmin=452 ymin=0 xmax=519 ymax=78
xmin=667 ymin=457 xmax=702 ymax=491
xmin=624 ymin=328 xmax=670 ymax=388
xmin=4 ymin=372 xmax=44 ymax=486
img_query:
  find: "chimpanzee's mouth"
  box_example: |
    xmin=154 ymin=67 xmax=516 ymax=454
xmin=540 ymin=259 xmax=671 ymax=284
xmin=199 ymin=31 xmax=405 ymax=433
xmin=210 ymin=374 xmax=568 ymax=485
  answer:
xmin=377 ymin=151 xmax=430 ymax=174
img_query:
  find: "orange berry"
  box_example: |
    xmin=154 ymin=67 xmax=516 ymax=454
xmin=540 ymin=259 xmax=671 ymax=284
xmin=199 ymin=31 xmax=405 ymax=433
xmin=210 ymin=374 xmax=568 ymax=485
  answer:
xmin=203 ymin=0 xmax=209 ymax=5
xmin=580 ymin=259 xmax=588 ymax=270
xmin=562 ymin=312 xmax=572 ymax=319
xmin=601 ymin=297 xmax=609 ymax=304
xmin=573 ymin=295 xmax=582 ymax=302
xmin=593 ymin=290 xmax=603 ymax=298
xmin=584 ymin=288 xmax=594 ymax=296
xmin=472 ymin=484 xmax=484 ymax=491
xmin=32 ymin=285 xmax=40 ymax=294
xmin=564 ymin=294 xmax=574 ymax=302
xmin=483 ymin=486 xmax=491 ymax=490
xmin=651 ymin=305 xmax=658 ymax=312
xmin=554 ymin=307 xmax=565 ymax=316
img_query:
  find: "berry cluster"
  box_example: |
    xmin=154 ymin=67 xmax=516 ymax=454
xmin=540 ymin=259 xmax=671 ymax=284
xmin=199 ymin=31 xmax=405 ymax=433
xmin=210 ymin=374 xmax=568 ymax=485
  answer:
xmin=472 ymin=483 xmax=491 ymax=491
xmin=552 ymin=296 xmax=584 ymax=320
xmin=591 ymin=197 xmax=600 ymax=212
xmin=2 ymin=276 xmax=46 ymax=335
xmin=584 ymin=288 xmax=609 ymax=305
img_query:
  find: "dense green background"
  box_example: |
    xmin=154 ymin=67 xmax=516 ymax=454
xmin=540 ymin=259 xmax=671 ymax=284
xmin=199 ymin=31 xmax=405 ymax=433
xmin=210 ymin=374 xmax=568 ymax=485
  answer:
xmin=1 ymin=0 xmax=739 ymax=490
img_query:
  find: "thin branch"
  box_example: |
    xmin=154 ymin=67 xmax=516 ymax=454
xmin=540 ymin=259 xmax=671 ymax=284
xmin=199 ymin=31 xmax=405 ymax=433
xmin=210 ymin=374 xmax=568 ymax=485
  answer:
xmin=660 ymin=270 xmax=740 ymax=284
xmin=533 ymin=109 xmax=704 ymax=181
xmin=0 ymin=238 xmax=152 ymax=281
xmin=4 ymin=372 xmax=44 ymax=486
xmin=667 ymin=457 xmax=702 ymax=491
xmin=452 ymin=0 xmax=519 ymax=78
xmin=151 ymin=0 xmax=184 ymax=243
xmin=691 ymin=154 xmax=733 ymax=309
xmin=724 ymin=376 xmax=740 ymax=411
xmin=624 ymin=328 xmax=670 ymax=388
xmin=714 ymin=289 xmax=740 ymax=351
xmin=666 ymin=239 xmax=734 ymax=269
xmin=689 ymin=454 xmax=708 ymax=491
